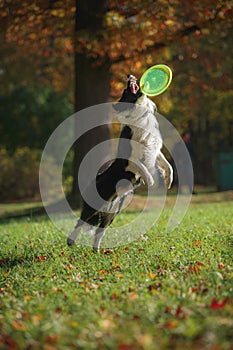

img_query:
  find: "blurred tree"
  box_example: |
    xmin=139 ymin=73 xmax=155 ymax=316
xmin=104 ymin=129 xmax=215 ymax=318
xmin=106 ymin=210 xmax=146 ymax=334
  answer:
xmin=71 ymin=0 xmax=112 ymax=202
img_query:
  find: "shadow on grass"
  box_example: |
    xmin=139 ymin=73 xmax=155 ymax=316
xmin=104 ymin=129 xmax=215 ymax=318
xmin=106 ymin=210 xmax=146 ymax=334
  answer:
xmin=0 ymin=197 xmax=76 ymax=221
xmin=0 ymin=255 xmax=35 ymax=270
xmin=1 ymin=190 xmax=233 ymax=222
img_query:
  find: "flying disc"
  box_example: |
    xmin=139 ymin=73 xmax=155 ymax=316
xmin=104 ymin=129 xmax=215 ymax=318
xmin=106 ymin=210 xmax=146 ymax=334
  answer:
xmin=139 ymin=64 xmax=173 ymax=96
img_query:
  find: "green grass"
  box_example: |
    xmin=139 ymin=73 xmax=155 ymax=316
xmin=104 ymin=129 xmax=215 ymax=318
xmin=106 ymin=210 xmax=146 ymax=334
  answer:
xmin=0 ymin=195 xmax=233 ymax=350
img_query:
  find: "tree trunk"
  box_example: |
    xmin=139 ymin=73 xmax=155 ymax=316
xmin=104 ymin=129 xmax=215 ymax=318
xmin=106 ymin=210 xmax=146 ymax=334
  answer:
xmin=71 ymin=0 xmax=111 ymax=206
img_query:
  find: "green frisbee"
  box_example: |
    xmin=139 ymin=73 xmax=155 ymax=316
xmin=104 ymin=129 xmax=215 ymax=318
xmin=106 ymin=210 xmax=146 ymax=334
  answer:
xmin=139 ymin=64 xmax=173 ymax=96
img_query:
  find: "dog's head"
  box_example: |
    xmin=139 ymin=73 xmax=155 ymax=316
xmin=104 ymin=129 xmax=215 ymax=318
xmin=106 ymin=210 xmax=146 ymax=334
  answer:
xmin=118 ymin=74 xmax=142 ymax=103
xmin=113 ymin=74 xmax=157 ymax=118
xmin=113 ymin=74 xmax=142 ymax=117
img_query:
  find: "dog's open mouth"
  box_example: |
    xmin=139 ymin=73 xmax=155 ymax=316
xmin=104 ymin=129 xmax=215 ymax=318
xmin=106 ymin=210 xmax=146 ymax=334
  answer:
xmin=127 ymin=74 xmax=140 ymax=94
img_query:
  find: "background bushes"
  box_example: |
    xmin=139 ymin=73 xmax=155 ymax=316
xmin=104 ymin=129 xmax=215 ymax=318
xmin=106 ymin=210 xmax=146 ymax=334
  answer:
xmin=0 ymin=147 xmax=40 ymax=201
xmin=0 ymin=147 xmax=73 ymax=202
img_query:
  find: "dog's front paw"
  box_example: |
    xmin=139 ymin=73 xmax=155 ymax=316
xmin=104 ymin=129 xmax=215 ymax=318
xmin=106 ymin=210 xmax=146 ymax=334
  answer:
xmin=126 ymin=160 xmax=154 ymax=187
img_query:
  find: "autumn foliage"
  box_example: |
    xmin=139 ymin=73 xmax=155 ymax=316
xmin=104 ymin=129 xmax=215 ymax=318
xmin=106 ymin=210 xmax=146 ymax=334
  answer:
xmin=0 ymin=0 xmax=232 ymax=198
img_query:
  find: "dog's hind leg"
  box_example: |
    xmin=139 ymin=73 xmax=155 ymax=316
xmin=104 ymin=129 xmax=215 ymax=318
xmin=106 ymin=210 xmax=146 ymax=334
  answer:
xmin=67 ymin=219 xmax=95 ymax=246
xmin=67 ymin=220 xmax=83 ymax=246
xmin=92 ymin=227 xmax=106 ymax=252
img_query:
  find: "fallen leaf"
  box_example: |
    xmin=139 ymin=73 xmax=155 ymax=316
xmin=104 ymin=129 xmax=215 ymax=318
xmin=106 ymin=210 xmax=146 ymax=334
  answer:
xmin=192 ymin=239 xmax=204 ymax=247
xmin=100 ymin=319 xmax=114 ymax=331
xmin=210 ymin=297 xmax=228 ymax=309
xmin=44 ymin=334 xmax=59 ymax=344
xmin=148 ymin=271 xmax=156 ymax=279
xmin=0 ymin=335 xmax=17 ymax=349
xmin=55 ymin=307 xmax=62 ymax=314
xmin=148 ymin=282 xmax=162 ymax=292
xmin=175 ymin=305 xmax=184 ymax=318
xmin=35 ymin=255 xmax=46 ymax=262
xmin=133 ymin=314 xmax=140 ymax=320
xmin=218 ymin=262 xmax=225 ymax=269
xmin=165 ymin=305 xmax=172 ymax=313
xmin=32 ymin=314 xmax=43 ymax=326
xmin=188 ymin=262 xmax=204 ymax=274
xmin=52 ymin=287 xmax=64 ymax=293
xmin=129 ymin=292 xmax=138 ymax=300
xmin=69 ymin=321 xmax=78 ymax=328
xmin=12 ymin=320 xmax=27 ymax=331
xmin=161 ymin=321 xmax=176 ymax=329
xmin=21 ymin=312 xmax=29 ymax=319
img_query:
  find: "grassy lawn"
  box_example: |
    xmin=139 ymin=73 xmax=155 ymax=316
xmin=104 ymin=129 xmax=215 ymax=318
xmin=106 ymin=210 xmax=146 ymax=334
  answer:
xmin=0 ymin=194 xmax=232 ymax=349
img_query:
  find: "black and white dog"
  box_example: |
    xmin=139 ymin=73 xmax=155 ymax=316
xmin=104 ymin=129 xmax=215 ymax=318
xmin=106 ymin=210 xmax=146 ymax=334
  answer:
xmin=67 ymin=75 xmax=173 ymax=250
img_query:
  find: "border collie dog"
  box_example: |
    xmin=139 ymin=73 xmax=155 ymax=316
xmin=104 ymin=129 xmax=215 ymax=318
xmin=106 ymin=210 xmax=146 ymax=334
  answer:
xmin=67 ymin=75 xmax=173 ymax=250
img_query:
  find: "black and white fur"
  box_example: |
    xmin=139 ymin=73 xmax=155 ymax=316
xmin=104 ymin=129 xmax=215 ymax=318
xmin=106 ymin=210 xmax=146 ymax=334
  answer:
xmin=67 ymin=75 xmax=173 ymax=250
xmin=115 ymin=75 xmax=173 ymax=189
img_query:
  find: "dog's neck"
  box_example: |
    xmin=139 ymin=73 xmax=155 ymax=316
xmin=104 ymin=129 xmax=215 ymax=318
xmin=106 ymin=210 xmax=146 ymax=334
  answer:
xmin=136 ymin=94 xmax=157 ymax=114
